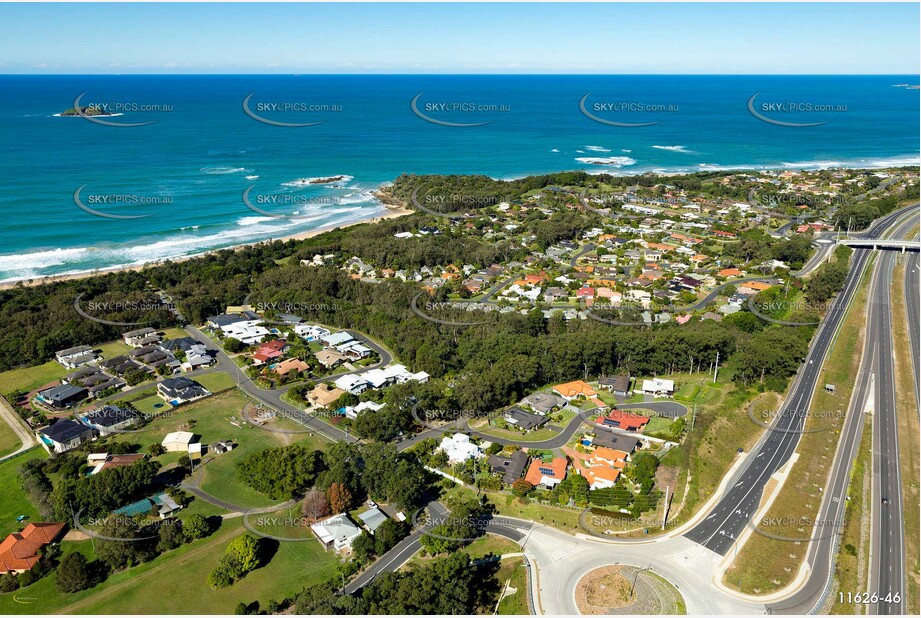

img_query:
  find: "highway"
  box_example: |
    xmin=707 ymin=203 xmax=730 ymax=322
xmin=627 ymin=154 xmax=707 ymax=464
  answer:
xmin=685 ymin=205 xmax=917 ymax=561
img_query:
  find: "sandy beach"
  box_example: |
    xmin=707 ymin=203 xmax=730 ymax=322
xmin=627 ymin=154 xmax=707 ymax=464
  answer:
xmin=0 ymin=194 xmax=413 ymax=291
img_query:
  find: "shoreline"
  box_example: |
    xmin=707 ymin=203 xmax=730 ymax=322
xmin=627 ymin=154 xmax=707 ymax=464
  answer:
xmin=0 ymin=195 xmax=413 ymax=291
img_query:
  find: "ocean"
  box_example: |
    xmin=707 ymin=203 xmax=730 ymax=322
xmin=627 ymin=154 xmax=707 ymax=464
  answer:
xmin=0 ymin=74 xmax=917 ymax=283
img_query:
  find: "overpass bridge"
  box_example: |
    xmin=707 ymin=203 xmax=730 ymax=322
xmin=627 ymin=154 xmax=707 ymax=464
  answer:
xmin=836 ymin=238 xmax=921 ymax=252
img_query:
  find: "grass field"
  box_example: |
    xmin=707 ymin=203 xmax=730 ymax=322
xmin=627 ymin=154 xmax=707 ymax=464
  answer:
xmin=495 ymin=557 xmax=530 ymax=615
xmin=94 ymin=340 xmax=132 ymax=360
xmin=657 ymin=371 xmax=767 ymax=531
xmin=0 ymin=360 xmax=66 ymax=394
xmin=194 ymin=371 xmax=237 ymax=394
xmin=107 ymin=390 xmax=328 ymax=508
xmin=890 ymin=262 xmax=920 ymax=613
xmin=0 ymin=448 xmax=46 ymax=537
xmin=0 ymin=417 xmax=23 ymax=458
xmin=447 ymin=485 xmax=583 ymax=534
xmin=724 ymin=262 xmax=871 ymax=594
xmin=0 ymin=519 xmax=340 ymax=615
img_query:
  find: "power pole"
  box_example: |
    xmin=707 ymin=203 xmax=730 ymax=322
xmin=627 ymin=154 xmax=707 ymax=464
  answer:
xmin=690 ymin=403 xmax=697 ymax=432
xmin=661 ymin=485 xmax=670 ymax=530
xmin=712 ymin=351 xmax=720 ymax=383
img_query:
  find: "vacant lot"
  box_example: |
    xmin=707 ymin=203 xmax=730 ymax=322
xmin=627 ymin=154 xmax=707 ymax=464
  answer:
xmin=0 ymin=360 xmax=66 ymax=394
xmin=0 ymin=448 xmax=46 ymax=537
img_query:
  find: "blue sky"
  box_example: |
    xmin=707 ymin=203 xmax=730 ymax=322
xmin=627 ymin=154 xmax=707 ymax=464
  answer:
xmin=0 ymin=3 xmax=917 ymax=74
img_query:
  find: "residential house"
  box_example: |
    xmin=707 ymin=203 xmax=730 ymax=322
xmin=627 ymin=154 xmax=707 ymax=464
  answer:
xmin=524 ymin=457 xmax=568 ymax=489
xmin=157 ymin=376 xmax=210 ymax=405
xmin=589 ymin=431 xmax=641 ymax=454
xmin=487 ymin=451 xmax=529 ymax=484
xmin=520 ymin=392 xmax=567 ymax=415
xmin=595 ymin=409 xmax=650 ymax=432
xmin=334 ymin=374 xmax=370 ymax=395
xmin=82 ymin=405 xmax=141 ymax=435
xmin=553 ymin=380 xmax=599 ymax=403
xmin=321 ymin=331 xmax=354 ymax=348
xmin=344 ymin=401 xmax=385 ymax=420
xmin=358 ymin=507 xmax=388 ymax=535
xmin=222 ymin=321 xmax=270 ymax=346
xmin=207 ymin=313 xmax=248 ymax=330
xmin=504 ymin=407 xmax=549 ymax=432
xmin=308 ymin=384 xmax=346 ymax=408
xmin=54 ymin=345 xmax=97 ymax=369
xmin=122 ymin=327 xmax=160 ymax=347
xmin=315 ymin=349 xmax=348 ymax=369
xmin=438 ymin=433 xmax=483 ymax=464
xmin=37 ymin=384 xmax=87 ymax=409
xmin=0 ymin=523 xmax=67 ymax=574
xmin=598 ymin=375 xmax=631 ymax=396
xmin=271 ymin=358 xmax=310 ymax=377
xmin=641 ymin=378 xmax=675 ymax=396
xmin=295 ymin=324 xmax=331 ymax=342
xmin=253 ymin=339 xmax=288 ymax=365
xmin=38 ymin=420 xmax=95 ymax=454
xmin=311 ymin=513 xmax=362 ymax=553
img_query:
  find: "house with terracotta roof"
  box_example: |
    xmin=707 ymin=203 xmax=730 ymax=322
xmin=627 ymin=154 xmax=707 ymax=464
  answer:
xmin=739 ymin=281 xmax=772 ymax=293
xmin=524 ymin=457 xmax=568 ymax=488
xmin=595 ymin=409 xmax=650 ymax=432
xmin=553 ymin=380 xmax=598 ymax=401
xmin=718 ymin=268 xmax=743 ymax=278
xmin=271 ymin=358 xmax=310 ymax=377
xmin=582 ymin=464 xmax=621 ymax=490
xmin=0 ymin=523 xmax=66 ymax=574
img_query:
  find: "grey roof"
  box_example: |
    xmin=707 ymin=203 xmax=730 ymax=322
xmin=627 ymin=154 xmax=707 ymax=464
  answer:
xmin=599 ymin=375 xmax=631 ymax=392
xmin=505 ymin=407 xmax=549 ymax=431
xmin=358 ymin=507 xmax=388 ymax=533
xmin=41 ymin=419 xmax=93 ymax=443
xmin=520 ymin=392 xmax=566 ymax=414
xmin=40 ymin=383 xmax=87 ymax=404
xmin=56 ymin=345 xmax=93 ymax=358
xmin=590 ymin=430 xmax=641 ymax=453
xmin=208 ymin=313 xmax=248 ymax=327
xmin=488 ymin=451 xmax=529 ymax=484
xmin=85 ymin=405 xmax=140 ymax=428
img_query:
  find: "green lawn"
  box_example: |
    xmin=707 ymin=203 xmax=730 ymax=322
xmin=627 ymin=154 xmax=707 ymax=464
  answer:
xmin=495 ymin=557 xmax=530 ymax=615
xmin=0 ymin=519 xmax=340 ymax=615
xmin=644 ymin=416 xmax=676 ymax=434
xmin=194 ymin=371 xmax=237 ymax=394
xmin=0 ymin=361 xmax=66 ymax=394
xmin=0 ymin=418 xmax=23 ymax=459
xmin=106 ymin=390 xmax=326 ymax=509
xmin=0 ymin=448 xmax=46 ymax=537
xmin=463 ymin=535 xmax=520 ymax=560
xmin=95 ymin=340 xmax=132 ymax=359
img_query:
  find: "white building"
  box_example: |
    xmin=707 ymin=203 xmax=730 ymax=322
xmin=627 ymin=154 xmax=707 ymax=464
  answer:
xmin=344 ymin=401 xmax=385 ymax=420
xmin=295 ymin=324 xmax=331 ymax=341
xmin=162 ymin=431 xmax=195 ymax=452
xmin=438 ymin=433 xmax=483 ymax=464
xmin=334 ymin=374 xmax=370 ymax=395
xmin=641 ymin=378 xmax=675 ymax=396
xmin=222 ymin=320 xmax=270 ymax=345
xmin=311 ymin=513 xmax=362 ymax=553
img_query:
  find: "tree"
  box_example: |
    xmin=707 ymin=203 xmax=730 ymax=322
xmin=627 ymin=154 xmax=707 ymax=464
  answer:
xmin=157 ymin=520 xmax=186 ymax=552
xmin=327 ymin=482 xmax=353 ymax=514
xmin=224 ymin=337 xmax=247 ymax=353
xmin=511 ymin=479 xmax=534 ymax=498
xmin=183 ymin=514 xmax=211 ymax=541
xmin=95 ymin=518 xmax=156 ymax=570
xmin=301 ymin=489 xmax=330 ymax=523
xmin=55 ymin=552 xmax=96 ymax=593
xmin=373 ymin=519 xmax=406 ymax=556
xmin=208 ymin=535 xmax=261 ymax=588
xmin=352 ymin=531 xmax=376 ymax=563
xmin=148 ymin=443 xmax=165 ymax=457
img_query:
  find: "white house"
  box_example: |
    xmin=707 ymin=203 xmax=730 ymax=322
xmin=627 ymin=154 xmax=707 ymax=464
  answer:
xmin=321 ymin=331 xmax=354 ymax=347
xmin=311 ymin=513 xmax=362 ymax=553
xmin=344 ymin=401 xmax=385 ymax=420
xmin=334 ymin=374 xmax=370 ymax=395
xmin=222 ymin=320 xmax=270 ymax=345
xmin=641 ymin=378 xmax=675 ymax=396
xmin=295 ymin=324 xmax=331 ymax=342
xmin=438 ymin=433 xmax=483 ymax=464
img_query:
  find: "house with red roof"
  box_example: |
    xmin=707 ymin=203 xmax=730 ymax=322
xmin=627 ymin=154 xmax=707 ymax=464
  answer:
xmin=252 ymin=339 xmax=288 ymax=365
xmin=0 ymin=523 xmax=66 ymax=574
xmin=595 ymin=409 xmax=650 ymax=432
